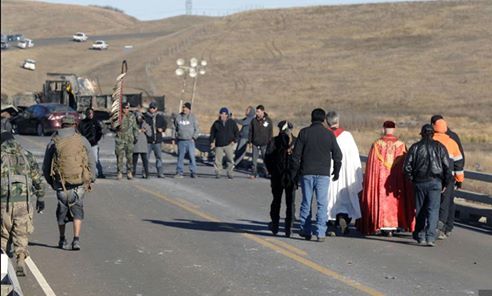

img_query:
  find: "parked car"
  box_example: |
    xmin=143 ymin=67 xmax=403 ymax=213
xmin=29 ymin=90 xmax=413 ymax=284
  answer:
xmin=1 ymin=41 xmax=8 ymax=50
xmin=7 ymin=34 xmax=24 ymax=42
xmin=11 ymin=103 xmax=80 ymax=136
xmin=73 ymin=32 xmax=88 ymax=42
xmin=17 ymin=39 xmax=34 ymax=49
xmin=91 ymin=40 xmax=108 ymax=50
xmin=22 ymin=59 xmax=36 ymax=71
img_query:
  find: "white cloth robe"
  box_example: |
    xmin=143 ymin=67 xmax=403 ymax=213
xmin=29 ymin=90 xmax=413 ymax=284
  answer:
xmin=327 ymin=131 xmax=363 ymax=221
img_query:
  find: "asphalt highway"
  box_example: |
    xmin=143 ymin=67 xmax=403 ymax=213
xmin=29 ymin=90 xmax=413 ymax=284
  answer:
xmin=12 ymin=134 xmax=492 ymax=296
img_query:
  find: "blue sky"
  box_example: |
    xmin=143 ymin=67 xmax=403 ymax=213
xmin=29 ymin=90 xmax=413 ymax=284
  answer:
xmin=42 ymin=0 xmax=419 ymax=20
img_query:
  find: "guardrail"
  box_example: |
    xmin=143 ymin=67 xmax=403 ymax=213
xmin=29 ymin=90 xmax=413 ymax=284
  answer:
xmin=163 ymin=135 xmax=492 ymax=207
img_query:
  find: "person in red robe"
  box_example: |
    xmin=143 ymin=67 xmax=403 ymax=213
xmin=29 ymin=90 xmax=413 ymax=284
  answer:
xmin=357 ymin=121 xmax=415 ymax=236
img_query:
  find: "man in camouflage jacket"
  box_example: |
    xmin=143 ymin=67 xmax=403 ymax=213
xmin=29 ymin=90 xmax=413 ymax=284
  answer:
xmin=1 ymin=131 xmax=45 ymax=276
xmin=115 ymin=103 xmax=138 ymax=180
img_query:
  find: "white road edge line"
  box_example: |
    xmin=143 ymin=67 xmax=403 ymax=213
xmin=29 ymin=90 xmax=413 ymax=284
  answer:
xmin=25 ymin=256 xmax=57 ymax=296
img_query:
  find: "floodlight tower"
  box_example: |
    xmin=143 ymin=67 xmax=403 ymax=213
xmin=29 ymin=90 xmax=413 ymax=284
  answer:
xmin=186 ymin=0 xmax=192 ymax=15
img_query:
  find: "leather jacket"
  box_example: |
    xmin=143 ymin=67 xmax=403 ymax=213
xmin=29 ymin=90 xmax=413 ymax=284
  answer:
xmin=404 ymin=138 xmax=453 ymax=185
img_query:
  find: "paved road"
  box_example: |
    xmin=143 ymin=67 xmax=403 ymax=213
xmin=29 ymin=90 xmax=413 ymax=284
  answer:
xmin=11 ymin=134 xmax=492 ymax=296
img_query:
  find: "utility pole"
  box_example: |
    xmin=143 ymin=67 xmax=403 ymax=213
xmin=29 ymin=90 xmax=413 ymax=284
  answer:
xmin=186 ymin=0 xmax=192 ymax=15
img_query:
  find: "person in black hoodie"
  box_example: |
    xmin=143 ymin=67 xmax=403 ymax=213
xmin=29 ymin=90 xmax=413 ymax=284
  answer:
xmin=210 ymin=107 xmax=239 ymax=179
xmin=291 ymin=108 xmax=342 ymax=242
xmin=265 ymin=120 xmax=297 ymax=237
xmin=78 ymin=108 xmax=104 ymax=178
xmin=144 ymin=102 xmax=167 ymax=178
xmin=248 ymin=105 xmax=273 ymax=179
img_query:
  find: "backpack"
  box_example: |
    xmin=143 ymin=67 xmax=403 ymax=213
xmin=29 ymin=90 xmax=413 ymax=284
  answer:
xmin=50 ymin=133 xmax=91 ymax=189
xmin=0 ymin=143 xmax=32 ymax=205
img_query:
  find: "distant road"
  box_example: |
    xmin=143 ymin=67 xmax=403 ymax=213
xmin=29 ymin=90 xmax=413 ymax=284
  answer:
xmin=5 ymin=31 xmax=173 ymax=50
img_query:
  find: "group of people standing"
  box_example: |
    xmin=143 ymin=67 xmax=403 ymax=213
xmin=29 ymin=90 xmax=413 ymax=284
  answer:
xmin=261 ymin=107 xmax=464 ymax=247
xmin=97 ymin=101 xmax=466 ymax=247
xmin=0 ymin=100 xmax=466 ymax=278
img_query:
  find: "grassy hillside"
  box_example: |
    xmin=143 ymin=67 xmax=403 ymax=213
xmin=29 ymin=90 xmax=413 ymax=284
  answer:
xmin=1 ymin=0 xmax=491 ymax=177
xmin=1 ymin=0 xmax=138 ymax=38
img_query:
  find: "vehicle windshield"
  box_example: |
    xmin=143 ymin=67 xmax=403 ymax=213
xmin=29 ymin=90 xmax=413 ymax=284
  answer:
xmin=46 ymin=105 xmax=75 ymax=112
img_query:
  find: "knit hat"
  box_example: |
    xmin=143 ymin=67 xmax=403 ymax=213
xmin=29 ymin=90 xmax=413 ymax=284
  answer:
xmin=219 ymin=107 xmax=229 ymax=115
xmin=383 ymin=121 xmax=396 ymax=128
xmin=149 ymin=101 xmax=158 ymax=109
xmin=183 ymin=102 xmax=191 ymax=110
xmin=433 ymin=119 xmax=447 ymax=133
xmin=430 ymin=114 xmax=444 ymax=124
xmin=420 ymin=124 xmax=434 ymax=136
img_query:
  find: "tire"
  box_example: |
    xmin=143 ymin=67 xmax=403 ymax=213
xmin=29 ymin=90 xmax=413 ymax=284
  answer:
xmin=36 ymin=123 xmax=45 ymax=136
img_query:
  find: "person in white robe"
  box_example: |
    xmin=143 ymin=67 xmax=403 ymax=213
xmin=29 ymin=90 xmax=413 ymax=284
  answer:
xmin=325 ymin=111 xmax=363 ymax=236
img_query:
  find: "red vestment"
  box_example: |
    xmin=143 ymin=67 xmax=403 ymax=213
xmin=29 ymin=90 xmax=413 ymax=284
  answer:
xmin=357 ymin=135 xmax=415 ymax=235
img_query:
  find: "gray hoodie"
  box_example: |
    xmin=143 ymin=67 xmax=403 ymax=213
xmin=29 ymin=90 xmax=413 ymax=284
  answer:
xmin=236 ymin=107 xmax=256 ymax=139
xmin=174 ymin=112 xmax=199 ymax=140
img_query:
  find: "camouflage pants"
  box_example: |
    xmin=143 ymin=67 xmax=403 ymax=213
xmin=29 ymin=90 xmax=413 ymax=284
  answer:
xmin=1 ymin=202 xmax=34 ymax=258
xmin=115 ymin=140 xmax=134 ymax=173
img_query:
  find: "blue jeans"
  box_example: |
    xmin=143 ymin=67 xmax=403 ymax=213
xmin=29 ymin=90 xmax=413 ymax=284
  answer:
xmin=148 ymin=143 xmax=163 ymax=175
xmin=176 ymin=140 xmax=197 ymax=175
xmin=413 ymin=180 xmax=442 ymax=243
xmin=299 ymin=175 xmax=330 ymax=237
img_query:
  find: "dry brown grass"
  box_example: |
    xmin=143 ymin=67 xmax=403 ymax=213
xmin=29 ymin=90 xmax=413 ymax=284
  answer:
xmin=1 ymin=0 xmax=491 ymax=179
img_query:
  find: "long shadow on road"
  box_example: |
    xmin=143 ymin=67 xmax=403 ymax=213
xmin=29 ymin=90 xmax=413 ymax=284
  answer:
xmin=142 ymin=218 xmax=423 ymax=246
xmin=143 ymin=218 xmax=275 ymax=237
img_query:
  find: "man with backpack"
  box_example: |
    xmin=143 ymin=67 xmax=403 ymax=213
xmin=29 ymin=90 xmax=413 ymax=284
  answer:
xmin=1 ymin=130 xmax=45 ymax=276
xmin=43 ymin=115 xmax=96 ymax=251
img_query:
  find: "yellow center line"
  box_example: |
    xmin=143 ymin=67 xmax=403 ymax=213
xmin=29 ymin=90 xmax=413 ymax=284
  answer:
xmin=132 ymin=183 xmax=385 ymax=296
xmin=264 ymin=237 xmax=307 ymax=257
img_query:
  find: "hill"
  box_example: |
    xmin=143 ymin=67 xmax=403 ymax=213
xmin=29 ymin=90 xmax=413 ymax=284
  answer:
xmin=1 ymin=0 xmax=491 ymax=173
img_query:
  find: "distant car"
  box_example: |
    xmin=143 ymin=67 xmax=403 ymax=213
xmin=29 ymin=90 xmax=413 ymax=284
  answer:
xmin=73 ymin=32 xmax=88 ymax=42
xmin=7 ymin=34 xmax=24 ymax=42
xmin=22 ymin=59 xmax=36 ymax=71
xmin=17 ymin=39 xmax=34 ymax=49
xmin=1 ymin=41 xmax=8 ymax=50
xmin=91 ymin=40 xmax=108 ymax=50
xmin=11 ymin=103 xmax=80 ymax=136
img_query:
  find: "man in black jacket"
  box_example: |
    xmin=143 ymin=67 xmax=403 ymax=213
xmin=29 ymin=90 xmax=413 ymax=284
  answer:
xmin=404 ymin=124 xmax=453 ymax=247
xmin=248 ymin=105 xmax=273 ymax=179
xmin=144 ymin=102 xmax=167 ymax=178
xmin=291 ymin=108 xmax=342 ymax=242
xmin=210 ymin=107 xmax=239 ymax=179
xmin=265 ymin=120 xmax=297 ymax=237
xmin=78 ymin=108 xmax=104 ymax=178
